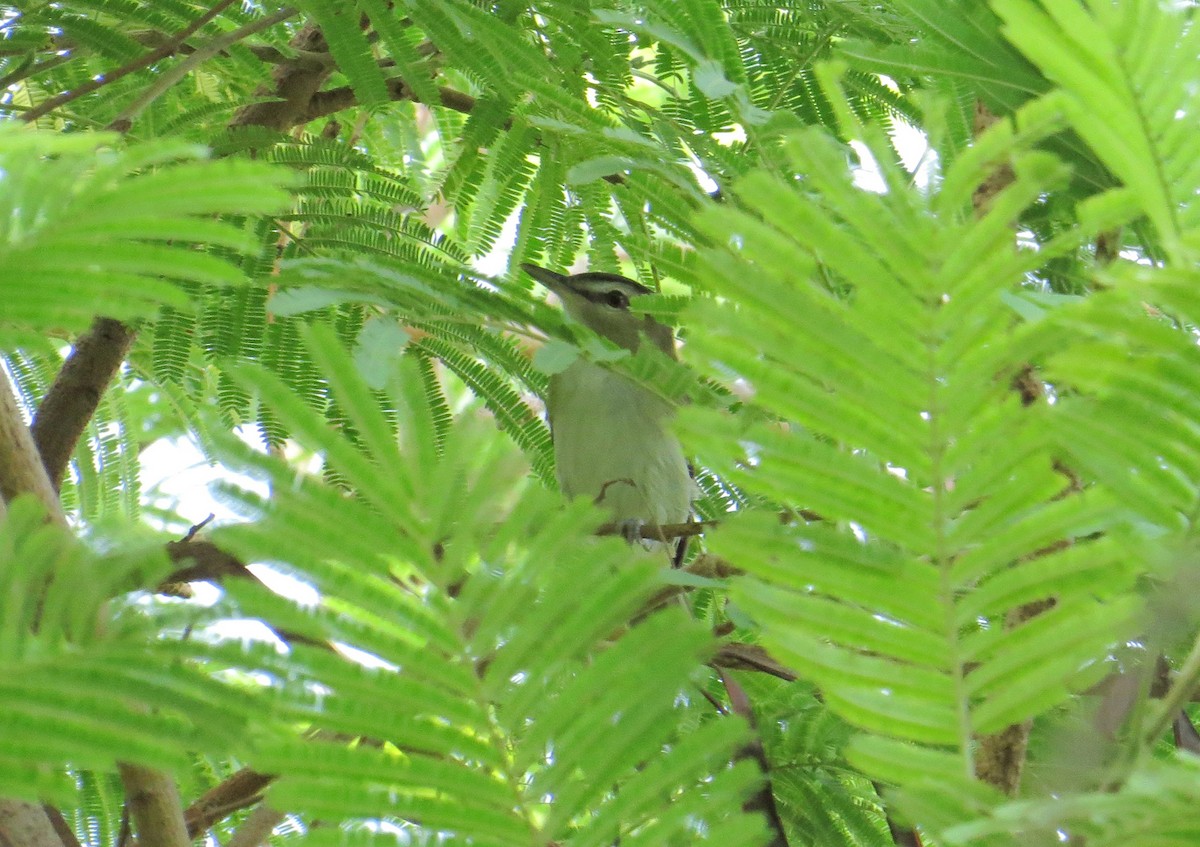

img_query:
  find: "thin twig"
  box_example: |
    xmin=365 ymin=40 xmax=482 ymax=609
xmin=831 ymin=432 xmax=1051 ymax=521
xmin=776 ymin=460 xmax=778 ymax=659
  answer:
xmin=106 ymin=6 xmax=300 ymax=131
xmin=1173 ymin=711 xmax=1200 ymax=755
xmin=116 ymin=804 xmax=132 ymax=847
xmin=718 ymin=669 xmax=789 ymax=847
xmin=596 ymin=519 xmax=714 ymax=540
xmin=181 ymin=514 xmax=217 ymax=543
xmin=595 ymin=510 xmax=822 ymax=540
xmin=697 ymin=685 xmax=729 ymax=716
xmin=40 ymin=804 xmax=83 ymax=847
xmin=0 ymin=53 xmax=72 ymax=91
xmin=21 ymin=0 xmax=239 ymax=124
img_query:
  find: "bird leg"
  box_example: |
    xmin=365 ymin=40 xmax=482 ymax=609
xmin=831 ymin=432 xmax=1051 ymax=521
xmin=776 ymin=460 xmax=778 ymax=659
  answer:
xmin=617 ymin=518 xmax=647 ymax=544
xmin=593 ymin=478 xmax=647 ymax=543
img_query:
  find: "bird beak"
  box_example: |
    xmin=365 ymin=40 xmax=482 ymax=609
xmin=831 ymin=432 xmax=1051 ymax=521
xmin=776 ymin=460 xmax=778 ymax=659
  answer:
xmin=520 ymin=262 xmax=572 ymax=297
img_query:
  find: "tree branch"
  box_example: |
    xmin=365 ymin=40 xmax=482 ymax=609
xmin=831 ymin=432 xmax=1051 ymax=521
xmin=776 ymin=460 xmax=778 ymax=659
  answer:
xmin=183 ymin=769 xmax=275 ymax=838
xmin=117 ymin=763 xmax=189 ymax=847
xmin=8 ymin=13 xmax=323 ymax=847
xmin=292 ymin=77 xmax=640 ymax=185
xmin=161 ymin=538 xmax=257 ymax=587
xmin=596 ymin=519 xmax=713 ymax=541
xmin=712 ymin=643 xmax=795 ymax=682
xmin=225 ymin=806 xmax=283 ymax=847
xmin=298 ymin=77 xmax=485 ymax=126
xmin=30 ymin=318 xmax=137 ymax=494
xmin=968 ymin=100 xmax=1038 ymax=797
xmin=594 ymin=509 xmax=822 ymax=541
xmin=107 ymin=6 xmax=300 ymax=132
xmin=0 ymin=53 xmax=73 ymax=92
xmin=231 ymin=21 xmax=340 ymax=131
xmin=0 ymin=801 xmax=62 ymax=847
xmin=39 ymin=805 xmax=81 ymax=847
xmin=717 ymin=669 xmax=789 ymax=847
xmin=0 ymin=368 xmax=67 ymax=525
xmin=20 ymin=0 xmax=239 ymax=124
xmin=6 ymin=287 xmax=183 ymax=847
xmin=969 ymin=100 xmax=1016 ymax=215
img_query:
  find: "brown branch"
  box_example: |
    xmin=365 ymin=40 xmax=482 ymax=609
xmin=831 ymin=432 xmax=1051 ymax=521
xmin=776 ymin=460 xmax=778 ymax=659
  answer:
xmin=973 ymin=721 xmax=1034 ymax=797
xmin=969 ymin=101 xmax=1015 ymax=215
xmin=298 ymin=76 xmax=637 ymax=188
xmin=231 ymin=22 xmax=341 ymax=131
xmin=30 ymin=318 xmax=137 ymax=494
xmin=717 ymin=669 xmax=789 ymax=847
xmin=968 ymin=100 xmax=1040 ymax=797
xmin=596 ymin=519 xmax=714 ymax=541
xmin=20 ymin=0 xmax=239 ymax=124
xmin=18 ymin=333 xmax=193 ymax=847
xmin=4 ymin=25 xmax=311 ymax=65
xmin=117 ymin=763 xmax=189 ymax=847
xmin=713 ymin=643 xmax=796 ymax=682
xmin=10 ymin=13 xmax=322 ymax=847
xmin=299 ymin=78 xmax=485 ymax=126
xmin=225 ymin=806 xmax=283 ymax=847
xmin=594 ymin=507 xmax=822 ymax=542
xmin=0 ymin=801 xmax=63 ymax=847
xmin=30 ymin=17 xmax=334 ymax=495
xmin=107 ymin=6 xmax=300 ymax=132
xmin=40 ymin=805 xmax=82 ymax=847
xmin=184 ymin=769 xmax=275 ymax=838
xmin=974 ymin=598 xmax=1054 ymax=794
xmin=0 ymin=53 xmax=73 ymax=92
xmin=0 ymin=304 xmax=88 ymax=847
xmin=162 ymin=538 xmax=255 ymax=585
xmin=1173 ymin=710 xmax=1200 ymax=755
xmin=0 ymin=368 xmax=67 ymax=526
xmin=294 ymin=77 xmax=641 ymax=186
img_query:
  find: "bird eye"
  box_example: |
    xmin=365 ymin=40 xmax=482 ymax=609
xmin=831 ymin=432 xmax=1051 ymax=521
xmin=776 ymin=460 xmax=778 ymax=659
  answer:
xmin=604 ymin=289 xmax=629 ymax=309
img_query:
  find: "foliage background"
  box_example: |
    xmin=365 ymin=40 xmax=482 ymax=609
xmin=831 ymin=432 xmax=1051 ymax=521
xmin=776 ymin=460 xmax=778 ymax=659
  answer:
xmin=3 ymin=1 xmax=1200 ymax=846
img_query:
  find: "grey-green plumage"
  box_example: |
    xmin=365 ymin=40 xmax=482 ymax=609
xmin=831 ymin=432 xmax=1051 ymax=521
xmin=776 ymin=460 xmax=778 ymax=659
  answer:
xmin=522 ymin=263 xmax=692 ymax=529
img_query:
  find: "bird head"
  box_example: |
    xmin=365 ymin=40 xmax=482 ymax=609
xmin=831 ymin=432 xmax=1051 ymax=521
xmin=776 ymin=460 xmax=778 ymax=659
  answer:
xmin=521 ymin=262 xmax=674 ymax=356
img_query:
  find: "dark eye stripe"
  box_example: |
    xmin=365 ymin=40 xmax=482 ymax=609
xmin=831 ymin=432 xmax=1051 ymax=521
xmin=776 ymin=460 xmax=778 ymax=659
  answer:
xmin=580 ymin=288 xmax=631 ymax=308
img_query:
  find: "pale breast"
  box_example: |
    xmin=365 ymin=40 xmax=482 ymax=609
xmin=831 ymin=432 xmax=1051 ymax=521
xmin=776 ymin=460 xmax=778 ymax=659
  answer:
xmin=548 ymin=359 xmax=692 ymax=527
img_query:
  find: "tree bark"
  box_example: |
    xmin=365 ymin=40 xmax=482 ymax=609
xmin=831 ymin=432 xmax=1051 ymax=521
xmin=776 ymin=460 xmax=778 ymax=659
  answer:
xmin=0 ymin=380 xmax=73 ymax=847
xmin=0 ymin=369 xmax=66 ymax=525
xmin=0 ymin=801 xmax=63 ymax=847
xmin=117 ymin=764 xmax=190 ymax=847
xmin=30 ymin=317 xmax=137 ymax=494
xmin=225 ymin=806 xmax=284 ymax=847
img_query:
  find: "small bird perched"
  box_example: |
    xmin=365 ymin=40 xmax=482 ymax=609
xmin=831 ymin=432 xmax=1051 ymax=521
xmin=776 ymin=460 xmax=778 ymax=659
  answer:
xmin=522 ymin=263 xmax=693 ymax=549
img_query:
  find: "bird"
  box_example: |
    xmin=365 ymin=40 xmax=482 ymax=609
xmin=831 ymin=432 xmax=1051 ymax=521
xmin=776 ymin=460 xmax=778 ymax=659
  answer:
xmin=521 ymin=262 xmax=693 ymax=554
